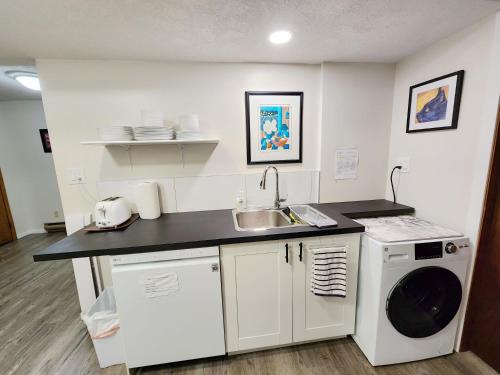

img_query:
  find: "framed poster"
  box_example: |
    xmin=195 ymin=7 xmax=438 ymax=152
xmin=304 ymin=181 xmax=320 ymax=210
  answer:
xmin=406 ymin=70 xmax=464 ymax=133
xmin=39 ymin=129 xmax=52 ymax=153
xmin=245 ymin=91 xmax=303 ymax=164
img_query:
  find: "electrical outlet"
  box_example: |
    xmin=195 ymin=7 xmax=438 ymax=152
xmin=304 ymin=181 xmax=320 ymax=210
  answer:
xmin=396 ymin=157 xmax=410 ymax=173
xmin=67 ymin=168 xmax=86 ymax=184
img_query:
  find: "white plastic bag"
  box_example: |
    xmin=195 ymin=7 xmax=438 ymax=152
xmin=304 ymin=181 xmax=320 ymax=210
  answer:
xmin=83 ymin=288 xmax=120 ymax=339
xmin=82 ymin=287 xmax=124 ymax=368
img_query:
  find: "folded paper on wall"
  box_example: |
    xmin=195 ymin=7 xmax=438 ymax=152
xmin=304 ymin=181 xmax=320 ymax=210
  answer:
xmin=335 ymin=149 xmax=359 ymax=180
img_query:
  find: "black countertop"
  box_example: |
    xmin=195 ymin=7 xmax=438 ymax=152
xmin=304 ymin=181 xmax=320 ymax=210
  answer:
xmin=33 ymin=199 xmax=414 ymax=261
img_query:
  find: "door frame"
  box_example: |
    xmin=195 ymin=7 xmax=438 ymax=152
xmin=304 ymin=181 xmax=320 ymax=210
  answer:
xmin=0 ymin=168 xmax=16 ymax=241
xmin=460 ymin=98 xmax=500 ymax=356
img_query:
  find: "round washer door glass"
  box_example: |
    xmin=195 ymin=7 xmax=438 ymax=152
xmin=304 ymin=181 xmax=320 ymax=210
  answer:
xmin=386 ymin=266 xmax=462 ymax=338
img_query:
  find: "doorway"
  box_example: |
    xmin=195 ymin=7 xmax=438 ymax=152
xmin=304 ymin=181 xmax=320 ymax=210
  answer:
xmin=0 ymin=169 xmax=16 ymax=245
xmin=0 ymin=65 xmax=65 ymax=239
xmin=460 ymin=98 xmax=500 ymax=372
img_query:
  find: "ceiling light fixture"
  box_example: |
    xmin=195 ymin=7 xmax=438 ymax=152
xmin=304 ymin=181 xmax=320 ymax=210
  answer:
xmin=6 ymin=71 xmax=41 ymax=91
xmin=269 ymin=30 xmax=292 ymax=44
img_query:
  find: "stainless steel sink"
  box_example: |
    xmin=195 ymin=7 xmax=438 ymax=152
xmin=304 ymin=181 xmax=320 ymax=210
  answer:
xmin=232 ymin=209 xmax=305 ymax=231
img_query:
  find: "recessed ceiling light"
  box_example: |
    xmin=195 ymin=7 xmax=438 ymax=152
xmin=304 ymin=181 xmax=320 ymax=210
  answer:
xmin=6 ymin=71 xmax=41 ymax=91
xmin=269 ymin=30 xmax=292 ymax=44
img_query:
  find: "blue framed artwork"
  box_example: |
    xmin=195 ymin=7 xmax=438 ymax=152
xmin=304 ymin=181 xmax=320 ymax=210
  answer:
xmin=245 ymin=91 xmax=303 ymax=164
xmin=406 ymin=70 xmax=464 ymax=133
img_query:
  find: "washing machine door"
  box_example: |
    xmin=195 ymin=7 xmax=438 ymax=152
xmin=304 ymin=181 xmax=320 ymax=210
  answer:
xmin=386 ymin=266 xmax=462 ymax=338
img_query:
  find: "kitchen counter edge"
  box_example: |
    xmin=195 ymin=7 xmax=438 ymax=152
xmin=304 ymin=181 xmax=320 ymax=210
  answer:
xmin=33 ymin=199 xmax=414 ymax=262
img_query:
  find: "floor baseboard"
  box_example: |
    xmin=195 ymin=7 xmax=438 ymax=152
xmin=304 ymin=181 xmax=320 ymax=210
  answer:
xmin=16 ymin=228 xmax=47 ymax=239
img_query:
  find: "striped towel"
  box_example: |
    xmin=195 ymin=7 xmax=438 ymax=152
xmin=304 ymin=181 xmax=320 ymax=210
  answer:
xmin=311 ymin=246 xmax=347 ymax=297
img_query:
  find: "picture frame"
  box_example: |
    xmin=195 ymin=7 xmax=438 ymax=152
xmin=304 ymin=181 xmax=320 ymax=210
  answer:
xmin=39 ymin=129 xmax=52 ymax=153
xmin=245 ymin=91 xmax=303 ymax=165
xmin=406 ymin=70 xmax=464 ymax=133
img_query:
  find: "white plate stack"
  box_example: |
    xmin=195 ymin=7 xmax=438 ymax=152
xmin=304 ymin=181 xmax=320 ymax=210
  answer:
xmin=177 ymin=114 xmax=202 ymax=140
xmin=141 ymin=110 xmax=164 ymax=127
xmin=133 ymin=126 xmax=175 ymax=140
xmin=98 ymin=126 xmax=134 ymax=141
xmin=135 ymin=110 xmax=174 ymax=140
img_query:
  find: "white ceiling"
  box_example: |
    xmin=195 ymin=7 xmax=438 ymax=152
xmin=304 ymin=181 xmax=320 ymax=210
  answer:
xmin=0 ymin=66 xmax=41 ymax=101
xmin=0 ymin=0 xmax=499 ymax=67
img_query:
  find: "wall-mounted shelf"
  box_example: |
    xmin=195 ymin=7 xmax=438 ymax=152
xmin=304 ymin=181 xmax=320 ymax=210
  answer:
xmin=80 ymin=138 xmax=219 ymax=168
xmin=80 ymin=139 xmax=219 ymax=146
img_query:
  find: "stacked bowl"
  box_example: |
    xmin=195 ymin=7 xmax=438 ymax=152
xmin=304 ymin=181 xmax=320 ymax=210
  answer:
xmin=177 ymin=114 xmax=202 ymax=140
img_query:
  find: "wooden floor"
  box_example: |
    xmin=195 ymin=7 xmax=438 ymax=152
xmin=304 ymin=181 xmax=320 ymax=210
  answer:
xmin=0 ymin=234 xmax=497 ymax=375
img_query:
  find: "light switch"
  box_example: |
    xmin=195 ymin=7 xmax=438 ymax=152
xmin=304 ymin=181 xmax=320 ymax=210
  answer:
xmin=396 ymin=157 xmax=410 ymax=173
xmin=67 ymin=168 xmax=86 ymax=184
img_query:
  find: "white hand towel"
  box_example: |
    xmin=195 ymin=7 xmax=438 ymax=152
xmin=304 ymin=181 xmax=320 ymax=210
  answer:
xmin=311 ymin=246 xmax=347 ymax=297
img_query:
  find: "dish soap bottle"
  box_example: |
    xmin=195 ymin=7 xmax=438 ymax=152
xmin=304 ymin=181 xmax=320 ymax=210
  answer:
xmin=235 ymin=190 xmax=246 ymax=211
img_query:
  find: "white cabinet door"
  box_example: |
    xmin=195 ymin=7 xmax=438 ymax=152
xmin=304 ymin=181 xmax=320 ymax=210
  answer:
xmin=292 ymin=234 xmax=360 ymax=343
xmin=221 ymin=241 xmax=293 ymax=352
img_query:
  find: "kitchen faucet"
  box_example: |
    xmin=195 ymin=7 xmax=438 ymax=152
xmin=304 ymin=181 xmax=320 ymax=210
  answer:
xmin=260 ymin=166 xmax=285 ymax=209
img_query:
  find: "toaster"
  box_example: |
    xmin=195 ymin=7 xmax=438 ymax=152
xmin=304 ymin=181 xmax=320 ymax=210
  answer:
xmin=94 ymin=197 xmax=131 ymax=228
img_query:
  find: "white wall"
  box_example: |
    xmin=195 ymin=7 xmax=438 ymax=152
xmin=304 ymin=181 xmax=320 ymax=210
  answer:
xmin=0 ymin=100 xmax=64 ymax=237
xmin=386 ymin=13 xmax=500 ymax=348
xmin=37 ymin=59 xmax=402 ymax=216
xmin=386 ymin=15 xmax=497 ymax=235
xmin=319 ymin=63 xmax=395 ymax=202
xmin=95 ymin=171 xmax=319 ymax=213
xmin=36 ymin=61 xmax=323 ymax=216
xmin=37 ymin=59 xmax=403 ymax=288
xmin=464 ymin=12 xmax=500 ymax=250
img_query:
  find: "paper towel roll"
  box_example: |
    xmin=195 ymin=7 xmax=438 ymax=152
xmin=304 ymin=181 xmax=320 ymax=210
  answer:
xmin=134 ymin=182 xmax=161 ymax=219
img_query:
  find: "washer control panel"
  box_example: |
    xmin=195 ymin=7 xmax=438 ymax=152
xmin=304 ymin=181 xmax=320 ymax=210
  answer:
xmin=383 ymin=237 xmax=470 ymax=264
xmin=414 ymin=238 xmax=469 ymax=260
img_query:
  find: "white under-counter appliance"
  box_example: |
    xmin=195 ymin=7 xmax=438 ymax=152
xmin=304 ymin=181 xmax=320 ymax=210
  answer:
xmin=111 ymin=247 xmax=225 ymax=369
xmin=353 ymin=216 xmax=470 ymax=366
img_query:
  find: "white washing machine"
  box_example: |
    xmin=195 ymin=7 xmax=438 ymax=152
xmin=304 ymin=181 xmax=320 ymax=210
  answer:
xmin=352 ymin=216 xmax=470 ymax=366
